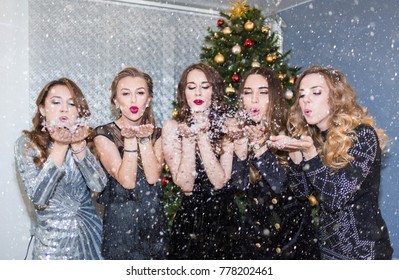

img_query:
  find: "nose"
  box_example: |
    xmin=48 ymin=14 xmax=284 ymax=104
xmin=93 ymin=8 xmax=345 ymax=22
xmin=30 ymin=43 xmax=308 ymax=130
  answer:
xmin=131 ymin=92 xmax=137 ymax=103
xmin=195 ymin=87 xmax=202 ymax=96
xmin=60 ymin=102 xmax=69 ymax=112
xmin=251 ymin=92 xmax=259 ymax=103
xmin=302 ymin=92 xmax=311 ymax=103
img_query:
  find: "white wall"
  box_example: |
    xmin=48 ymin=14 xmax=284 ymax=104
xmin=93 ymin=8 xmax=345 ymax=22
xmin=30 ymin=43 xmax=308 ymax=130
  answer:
xmin=0 ymin=0 xmax=32 ymax=259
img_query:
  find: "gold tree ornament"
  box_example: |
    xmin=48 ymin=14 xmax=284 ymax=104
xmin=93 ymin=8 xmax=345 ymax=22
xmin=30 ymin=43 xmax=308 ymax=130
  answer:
xmin=214 ymin=52 xmax=225 ymax=64
xmin=172 ymin=107 xmax=178 ymax=119
xmin=308 ymin=194 xmax=318 ymax=206
xmin=222 ymin=26 xmax=232 ymax=35
xmin=244 ymin=20 xmax=255 ymax=31
xmin=227 ymin=0 xmax=251 ymax=19
xmin=261 ymin=26 xmax=270 ymax=33
xmin=225 ymin=84 xmax=236 ymax=96
xmin=266 ymin=54 xmax=274 ymax=63
xmin=251 ymin=60 xmax=260 ymax=67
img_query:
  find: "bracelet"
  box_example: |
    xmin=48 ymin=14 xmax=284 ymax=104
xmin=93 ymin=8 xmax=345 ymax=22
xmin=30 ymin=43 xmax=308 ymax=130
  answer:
xmin=70 ymin=140 xmax=87 ymax=154
xmin=123 ymin=148 xmax=138 ymax=153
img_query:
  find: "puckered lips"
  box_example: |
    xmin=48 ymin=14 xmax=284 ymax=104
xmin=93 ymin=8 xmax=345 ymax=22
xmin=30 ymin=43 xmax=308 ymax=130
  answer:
xmin=303 ymin=109 xmax=312 ymax=116
xmin=130 ymin=106 xmax=139 ymax=114
xmin=250 ymin=108 xmax=260 ymax=115
xmin=59 ymin=116 xmax=69 ymax=122
xmin=193 ymin=99 xmax=204 ymax=106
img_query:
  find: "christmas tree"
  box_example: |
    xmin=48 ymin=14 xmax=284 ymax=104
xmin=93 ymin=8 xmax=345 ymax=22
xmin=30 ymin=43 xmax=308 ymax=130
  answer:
xmin=199 ymin=0 xmax=299 ymax=110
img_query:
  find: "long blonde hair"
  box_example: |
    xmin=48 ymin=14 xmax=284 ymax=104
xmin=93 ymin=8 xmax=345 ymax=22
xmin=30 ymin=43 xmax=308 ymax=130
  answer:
xmin=288 ymin=65 xmax=387 ymax=169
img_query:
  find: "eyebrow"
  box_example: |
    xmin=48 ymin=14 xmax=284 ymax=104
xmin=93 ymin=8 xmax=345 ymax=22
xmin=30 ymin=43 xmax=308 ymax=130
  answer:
xmin=299 ymin=86 xmax=321 ymax=92
xmin=243 ymin=86 xmax=269 ymax=90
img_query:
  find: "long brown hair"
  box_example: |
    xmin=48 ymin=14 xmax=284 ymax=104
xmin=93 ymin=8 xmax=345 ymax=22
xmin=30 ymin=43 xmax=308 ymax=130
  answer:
xmin=24 ymin=78 xmax=93 ymax=168
xmin=237 ymin=67 xmax=288 ymax=139
xmin=288 ymin=65 xmax=387 ymax=169
xmin=110 ymin=66 xmax=155 ymax=127
xmin=175 ymin=62 xmax=228 ymax=153
xmin=238 ymin=67 xmax=289 ymax=183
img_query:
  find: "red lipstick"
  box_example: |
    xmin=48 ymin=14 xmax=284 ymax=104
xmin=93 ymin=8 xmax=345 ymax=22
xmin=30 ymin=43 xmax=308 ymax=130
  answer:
xmin=194 ymin=99 xmax=204 ymax=105
xmin=130 ymin=106 xmax=139 ymax=114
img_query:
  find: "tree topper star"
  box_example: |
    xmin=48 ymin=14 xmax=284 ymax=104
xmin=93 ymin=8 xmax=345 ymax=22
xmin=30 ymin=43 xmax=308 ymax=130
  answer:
xmin=227 ymin=0 xmax=252 ymax=19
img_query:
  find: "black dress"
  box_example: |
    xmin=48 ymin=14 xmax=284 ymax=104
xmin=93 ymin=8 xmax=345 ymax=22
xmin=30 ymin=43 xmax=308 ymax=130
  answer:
xmin=94 ymin=122 xmax=169 ymax=260
xmin=168 ymin=151 xmax=242 ymax=260
xmin=231 ymin=151 xmax=320 ymax=260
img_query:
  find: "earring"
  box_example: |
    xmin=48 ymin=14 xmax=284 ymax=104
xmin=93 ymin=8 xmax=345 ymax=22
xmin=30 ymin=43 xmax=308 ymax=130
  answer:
xmin=41 ymin=117 xmax=47 ymax=132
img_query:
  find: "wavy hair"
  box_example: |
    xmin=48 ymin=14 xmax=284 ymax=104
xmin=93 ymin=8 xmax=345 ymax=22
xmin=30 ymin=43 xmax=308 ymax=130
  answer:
xmin=175 ymin=62 xmax=228 ymax=154
xmin=24 ymin=78 xmax=94 ymax=168
xmin=288 ymin=65 xmax=387 ymax=170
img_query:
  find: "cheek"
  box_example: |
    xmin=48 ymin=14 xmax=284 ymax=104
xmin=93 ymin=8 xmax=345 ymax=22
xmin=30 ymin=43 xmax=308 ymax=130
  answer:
xmin=242 ymin=96 xmax=251 ymax=108
xmin=260 ymin=100 xmax=269 ymax=113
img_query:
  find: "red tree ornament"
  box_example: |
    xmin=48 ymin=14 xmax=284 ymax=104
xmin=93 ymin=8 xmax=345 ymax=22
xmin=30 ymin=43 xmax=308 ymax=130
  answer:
xmin=161 ymin=177 xmax=168 ymax=186
xmin=244 ymin=38 xmax=253 ymax=48
xmin=231 ymin=73 xmax=240 ymax=83
xmin=217 ymin=19 xmax=225 ymax=26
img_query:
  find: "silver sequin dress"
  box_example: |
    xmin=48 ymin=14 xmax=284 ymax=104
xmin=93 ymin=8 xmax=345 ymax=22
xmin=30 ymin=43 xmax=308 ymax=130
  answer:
xmin=14 ymin=134 xmax=108 ymax=260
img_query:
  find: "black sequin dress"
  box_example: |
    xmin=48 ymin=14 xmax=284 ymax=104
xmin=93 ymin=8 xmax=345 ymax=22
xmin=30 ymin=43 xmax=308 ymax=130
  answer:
xmin=168 ymin=151 xmax=242 ymax=260
xmin=94 ymin=122 xmax=169 ymax=260
xmin=231 ymin=151 xmax=320 ymax=260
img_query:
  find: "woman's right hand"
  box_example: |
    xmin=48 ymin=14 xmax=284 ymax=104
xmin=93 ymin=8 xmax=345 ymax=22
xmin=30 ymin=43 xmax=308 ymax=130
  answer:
xmin=47 ymin=125 xmax=72 ymax=145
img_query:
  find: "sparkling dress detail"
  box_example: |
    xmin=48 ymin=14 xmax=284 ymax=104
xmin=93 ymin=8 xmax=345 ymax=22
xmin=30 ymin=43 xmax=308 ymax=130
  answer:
xmin=94 ymin=122 xmax=169 ymax=260
xmin=288 ymin=124 xmax=393 ymax=259
xmin=14 ymin=134 xmax=107 ymax=260
xmin=168 ymin=151 xmax=242 ymax=260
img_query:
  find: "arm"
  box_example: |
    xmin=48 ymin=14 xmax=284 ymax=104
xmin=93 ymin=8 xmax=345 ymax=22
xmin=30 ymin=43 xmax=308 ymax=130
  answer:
xmin=94 ymin=134 xmax=139 ymax=189
xmin=73 ymin=147 xmax=108 ymax=193
xmin=287 ymin=159 xmax=312 ymax=200
xmin=197 ymin=132 xmax=233 ymax=189
xmin=162 ymin=120 xmax=196 ymax=194
xmin=14 ymin=135 xmax=65 ymax=208
xmin=252 ymin=150 xmax=288 ymax=194
xmin=230 ymin=153 xmax=250 ymax=190
xmin=303 ymin=126 xmax=380 ymax=212
xmin=140 ymin=135 xmax=164 ymax=184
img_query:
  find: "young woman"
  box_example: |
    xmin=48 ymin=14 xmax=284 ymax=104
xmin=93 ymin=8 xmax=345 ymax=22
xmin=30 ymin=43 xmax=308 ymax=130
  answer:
xmin=162 ymin=62 xmax=241 ymax=259
xmin=94 ymin=66 xmax=168 ymax=259
xmin=271 ymin=65 xmax=393 ymax=259
xmin=229 ymin=67 xmax=319 ymax=259
xmin=14 ymin=78 xmax=107 ymax=259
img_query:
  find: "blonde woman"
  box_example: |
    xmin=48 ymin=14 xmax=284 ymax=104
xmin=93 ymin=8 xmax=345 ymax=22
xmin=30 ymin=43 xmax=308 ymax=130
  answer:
xmin=94 ymin=67 xmax=168 ymax=259
xmin=271 ymin=65 xmax=393 ymax=259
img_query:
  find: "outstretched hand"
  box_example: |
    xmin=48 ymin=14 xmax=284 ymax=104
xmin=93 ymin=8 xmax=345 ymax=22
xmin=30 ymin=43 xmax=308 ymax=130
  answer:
xmin=269 ymin=134 xmax=318 ymax=161
xmin=121 ymin=124 xmax=154 ymax=139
